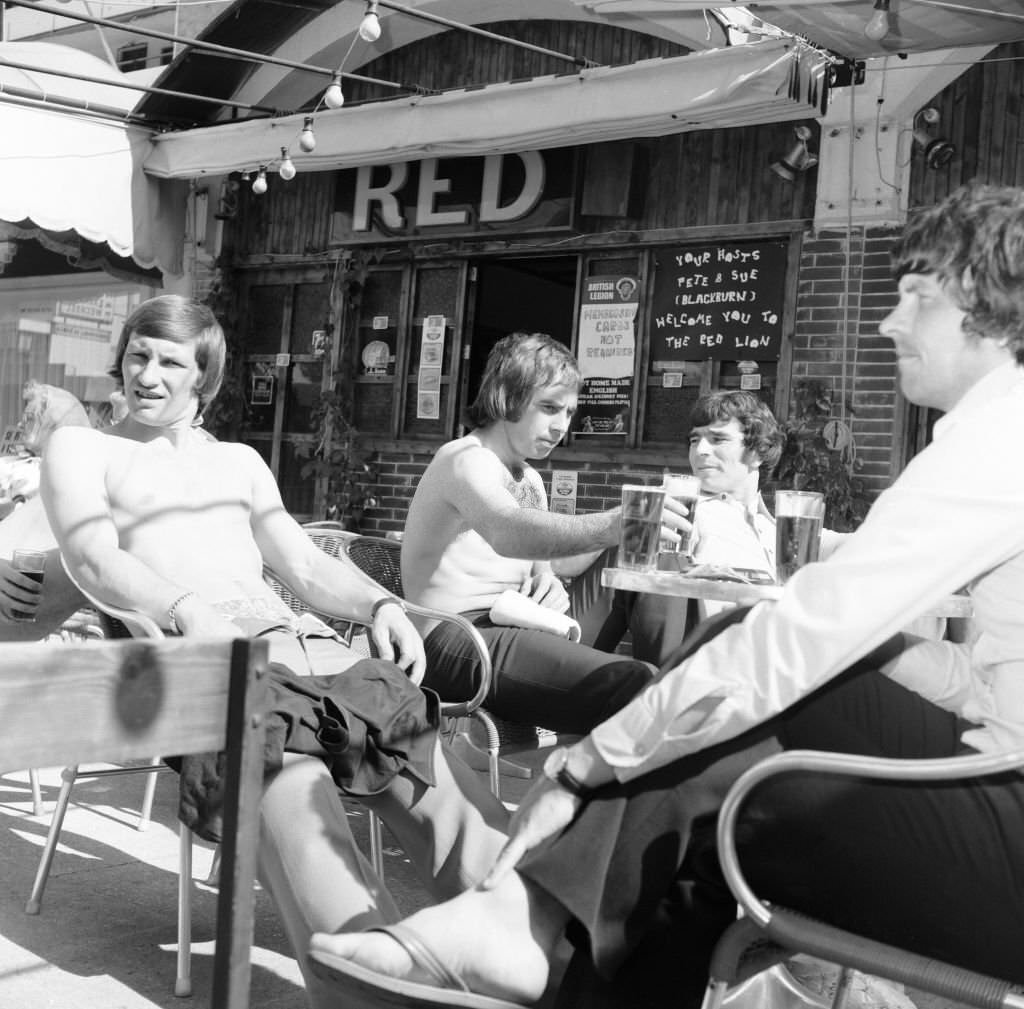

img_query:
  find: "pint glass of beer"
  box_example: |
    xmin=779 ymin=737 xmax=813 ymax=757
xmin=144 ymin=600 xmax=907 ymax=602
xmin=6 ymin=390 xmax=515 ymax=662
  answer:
xmin=619 ymin=484 xmax=666 ymax=571
xmin=10 ymin=548 xmax=46 ymax=622
xmin=774 ymin=490 xmax=825 ymax=584
xmin=662 ymin=473 xmax=701 ymax=557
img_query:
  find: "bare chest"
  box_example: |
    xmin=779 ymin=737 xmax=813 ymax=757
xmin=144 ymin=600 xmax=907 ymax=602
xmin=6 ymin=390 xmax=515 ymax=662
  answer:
xmin=105 ymin=448 xmax=251 ymax=531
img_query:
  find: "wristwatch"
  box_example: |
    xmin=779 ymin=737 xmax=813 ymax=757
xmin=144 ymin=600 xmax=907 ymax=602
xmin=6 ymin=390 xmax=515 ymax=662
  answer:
xmin=542 ymin=746 xmax=593 ymax=799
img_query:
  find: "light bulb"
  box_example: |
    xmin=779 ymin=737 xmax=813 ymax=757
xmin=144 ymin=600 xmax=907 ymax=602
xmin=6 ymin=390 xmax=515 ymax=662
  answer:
xmin=324 ymin=74 xmax=345 ymax=109
xmin=278 ymin=147 xmax=296 ymax=181
xmin=358 ymin=1 xmax=381 ymax=42
xmin=252 ymin=168 xmax=268 ymax=195
xmin=299 ymin=116 xmax=317 ymax=153
xmin=864 ymin=0 xmax=890 ymax=41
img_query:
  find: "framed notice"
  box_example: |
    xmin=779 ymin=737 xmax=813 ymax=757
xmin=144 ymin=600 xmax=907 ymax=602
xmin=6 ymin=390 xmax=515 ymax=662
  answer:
xmin=550 ymin=469 xmax=578 ymax=515
xmin=648 ymin=240 xmax=787 ymax=364
xmin=576 ymin=275 xmax=637 ymax=436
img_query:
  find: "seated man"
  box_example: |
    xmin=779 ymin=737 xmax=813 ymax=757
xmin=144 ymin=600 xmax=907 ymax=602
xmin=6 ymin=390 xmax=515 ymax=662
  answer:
xmin=41 ymin=294 xmax=509 ymax=1009
xmin=401 ymin=331 xmax=687 ymax=734
xmin=606 ymin=389 xmax=789 ymax=664
xmin=309 ymin=182 xmax=1024 ymax=1009
xmin=0 ymin=382 xmax=93 ymax=637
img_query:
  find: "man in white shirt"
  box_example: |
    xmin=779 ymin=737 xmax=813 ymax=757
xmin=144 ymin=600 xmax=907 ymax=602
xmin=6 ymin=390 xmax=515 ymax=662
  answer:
xmin=621 ymin=389 xmax=785 ymax=664
xmin=309 ymin=184 xmax=1024 ymax=1008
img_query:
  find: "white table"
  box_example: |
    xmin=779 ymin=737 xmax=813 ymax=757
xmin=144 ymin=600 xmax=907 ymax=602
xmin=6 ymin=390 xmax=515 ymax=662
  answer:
xmin=600 ymin=566 xmax=974 ymax=619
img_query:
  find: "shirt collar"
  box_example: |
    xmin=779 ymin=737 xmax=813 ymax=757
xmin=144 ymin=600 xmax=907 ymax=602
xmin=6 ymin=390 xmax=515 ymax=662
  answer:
xmin=933 ymin=361 xmax=1024 ymax=440
xmin=700 ymin=490 xmax=773 ymax=523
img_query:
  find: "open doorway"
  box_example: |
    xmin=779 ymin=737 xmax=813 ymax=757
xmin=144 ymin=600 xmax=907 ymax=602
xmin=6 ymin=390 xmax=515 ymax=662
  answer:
xmin=461 ymin=256 xmax=577 ymax=416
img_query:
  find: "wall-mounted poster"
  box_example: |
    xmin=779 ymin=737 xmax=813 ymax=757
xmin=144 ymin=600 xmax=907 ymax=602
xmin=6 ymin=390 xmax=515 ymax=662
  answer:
xmin=250 ymin=373 xmax=274 ymax=406
xmin=576 ymin=275 xmax=637 ymax=436
xmin=550 ymin=469 xmax=578 ymax=515
xmin=648 ymin=240 xmax=787 ymax=365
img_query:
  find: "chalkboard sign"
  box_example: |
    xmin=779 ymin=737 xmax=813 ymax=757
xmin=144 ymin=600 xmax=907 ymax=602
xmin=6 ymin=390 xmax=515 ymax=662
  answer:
xmin=649 ymin=239 xmax=788 ymax=364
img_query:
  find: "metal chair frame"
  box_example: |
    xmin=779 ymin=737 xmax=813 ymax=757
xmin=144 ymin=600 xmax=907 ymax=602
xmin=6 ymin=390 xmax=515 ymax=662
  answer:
xmin=26 ymin=566 xmax=200 ymax=996
xmin=324 ymin=525 xmax=578 ymax=799
xmin=703 ymin=747 xmax=1024 ymax=1009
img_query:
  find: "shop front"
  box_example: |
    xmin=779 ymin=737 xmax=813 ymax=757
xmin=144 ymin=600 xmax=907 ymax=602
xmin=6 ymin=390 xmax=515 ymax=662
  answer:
xmin=229 ymin=126 xmax=813 ymax=530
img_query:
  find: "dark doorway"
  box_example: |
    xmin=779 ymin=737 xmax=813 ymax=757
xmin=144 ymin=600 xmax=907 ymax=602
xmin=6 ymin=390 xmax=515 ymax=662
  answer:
xmin=462 ymin=256 xmax=577 ymax=415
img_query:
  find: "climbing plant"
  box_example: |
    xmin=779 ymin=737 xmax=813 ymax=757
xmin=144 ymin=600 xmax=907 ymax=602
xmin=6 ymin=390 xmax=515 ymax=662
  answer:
xmin=770 ymin=379 xmax=871 ymax=532
xmin=201 ymin=260 xmax=249 ymax=442
xmin=295 ymin=251 xmax=385 ymax=530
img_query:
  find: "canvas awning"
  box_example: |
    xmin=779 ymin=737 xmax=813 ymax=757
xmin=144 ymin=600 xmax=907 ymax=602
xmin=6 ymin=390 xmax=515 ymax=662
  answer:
xmin=0 ymin=43 xmax=186 ymax=277
xmin=144 ymin=38 xmax=830 ymax=179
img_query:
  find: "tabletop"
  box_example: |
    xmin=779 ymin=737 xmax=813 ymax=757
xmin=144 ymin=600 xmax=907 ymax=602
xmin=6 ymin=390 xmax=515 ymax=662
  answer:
xmin=600 ymin=566 xmax=974 ymax=619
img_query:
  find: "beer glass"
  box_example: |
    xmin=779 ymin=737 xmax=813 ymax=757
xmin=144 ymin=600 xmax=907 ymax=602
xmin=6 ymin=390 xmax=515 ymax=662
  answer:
xmin=10 ymin=548 xmax=46 ymax=622
xmin=619 ymin=484 xmax=666 ymax=571
xmin=774 ymin=490 xmax=825 ymax=584
xmin=662 ymin=473 xmax=701 ymax=557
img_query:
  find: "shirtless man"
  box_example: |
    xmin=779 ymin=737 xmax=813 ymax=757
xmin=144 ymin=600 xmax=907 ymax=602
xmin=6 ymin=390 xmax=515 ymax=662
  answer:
xmin=40 ymin=294 xmax=508 ymax=1009
xmin=402 ymin=331 xmax=687 ymax=733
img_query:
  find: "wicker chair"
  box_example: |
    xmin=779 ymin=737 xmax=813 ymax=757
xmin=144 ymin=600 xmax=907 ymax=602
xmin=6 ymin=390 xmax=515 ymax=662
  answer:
xmin=328 ymin=526 xmax=578 ymax=799
xmin=702 ymin=747 xmax=1024 ymax=1009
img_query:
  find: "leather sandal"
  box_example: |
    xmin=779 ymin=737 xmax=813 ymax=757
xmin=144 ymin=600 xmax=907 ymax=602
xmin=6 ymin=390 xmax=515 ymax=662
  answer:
xmin=308 ymin=922 xmax=529 ymax=1008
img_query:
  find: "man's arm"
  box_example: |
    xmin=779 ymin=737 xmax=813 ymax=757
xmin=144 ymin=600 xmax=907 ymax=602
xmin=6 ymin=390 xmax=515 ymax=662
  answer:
xmin=449 ymin=442 xmax=630 ymax=559
xmin=250 ymin=456 xmax=396 ymax=619
xmin=247 ymin=455 xmax=426 ymax=678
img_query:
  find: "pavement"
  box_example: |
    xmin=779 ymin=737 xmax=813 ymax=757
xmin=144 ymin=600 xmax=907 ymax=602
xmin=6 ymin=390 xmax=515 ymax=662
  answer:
xmin=0 ymin=756 xmax=964 ymax=1009
xmin=0 ymin=750 xmax=544 ymax=1009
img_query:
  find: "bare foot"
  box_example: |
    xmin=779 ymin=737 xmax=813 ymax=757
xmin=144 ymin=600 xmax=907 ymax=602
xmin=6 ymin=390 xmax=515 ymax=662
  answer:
xmin=310 ymin=880 xmax=561 ymax=1004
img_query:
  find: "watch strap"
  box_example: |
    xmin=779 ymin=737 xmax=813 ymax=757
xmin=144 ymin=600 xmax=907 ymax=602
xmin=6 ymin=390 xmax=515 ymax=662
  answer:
xmin=545 ymin=748 xmax=593 ymax=798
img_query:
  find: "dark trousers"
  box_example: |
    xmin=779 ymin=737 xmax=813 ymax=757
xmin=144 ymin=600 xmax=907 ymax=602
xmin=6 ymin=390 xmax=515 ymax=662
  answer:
xmin=592 ymin=589 xmax=698 ymax=666
xmin=516 ymin=611 xmax=1024 ymax=1007
xmin=422 ymin=613 xmax=654 ymax=735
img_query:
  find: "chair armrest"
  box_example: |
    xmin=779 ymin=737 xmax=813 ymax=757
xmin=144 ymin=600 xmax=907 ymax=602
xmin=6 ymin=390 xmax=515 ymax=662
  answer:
xmin=716 ymin=746 xmax=1024 ymax=928
xmin=59 ymin=554 xmax=165 ymax=640
xmin=403 ymin=601 xmax=493 ymax=718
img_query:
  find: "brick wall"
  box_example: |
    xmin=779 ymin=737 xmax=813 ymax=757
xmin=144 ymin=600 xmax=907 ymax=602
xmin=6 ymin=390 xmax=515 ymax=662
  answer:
xmin=795 ymin=226 xmax=902 ymax=500
xmin=358 ymin=226 xmax=905 ymax=536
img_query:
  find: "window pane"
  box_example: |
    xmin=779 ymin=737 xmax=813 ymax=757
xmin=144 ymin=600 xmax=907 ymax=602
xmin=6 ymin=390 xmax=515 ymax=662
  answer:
xmin=278 ymin=440 xmax=315 ymax=516
xmin=245 ymin=285 xmax=287 ymax=354
xmin=284 ymin=358 xmax=323 ymax=433
xmin=291 ymin=283 xmax=330 ymax=356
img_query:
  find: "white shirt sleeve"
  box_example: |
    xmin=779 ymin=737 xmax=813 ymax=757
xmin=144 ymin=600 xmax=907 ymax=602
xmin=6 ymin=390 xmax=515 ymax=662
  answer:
xmin=590 ymin=371 xmax=1024 ymax=780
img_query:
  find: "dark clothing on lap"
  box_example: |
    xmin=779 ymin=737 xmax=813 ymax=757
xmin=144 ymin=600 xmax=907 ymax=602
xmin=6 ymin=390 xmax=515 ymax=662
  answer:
xmin=174 ymin=655 xmax=440 ymax=843
xmin=422 ymin=610 xmax=654 ymax=734
xmin=514 ymin=609 xmax=1024 ymax=1007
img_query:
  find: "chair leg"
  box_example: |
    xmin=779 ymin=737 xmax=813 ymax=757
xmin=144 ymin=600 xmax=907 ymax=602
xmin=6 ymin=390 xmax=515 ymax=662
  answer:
xmin=137 ymin=755 xmax=161 ymax=831
xmin=25 ymin=765 xmax=78 ymax=914
xmin=28 ymin=768 xmax=43 ymax=817
xmin=700 ymin=978 xmax=731 ymax=1009
xmin=175 ymin=825 xmax=192 ymax=998
xmin=204 ymin=845 xmax=221 ymax=886
xmin=368 ymin=810 xmax=385 ymax=880
xmin=831 ymin=967 xmax=855 ymax=1009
